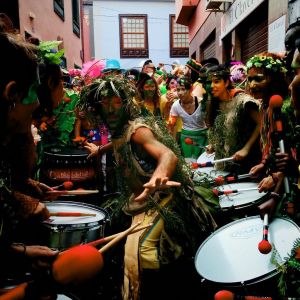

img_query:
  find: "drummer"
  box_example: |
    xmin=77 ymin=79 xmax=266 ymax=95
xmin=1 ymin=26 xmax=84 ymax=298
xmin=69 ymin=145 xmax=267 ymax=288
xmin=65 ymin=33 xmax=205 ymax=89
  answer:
xmin=79 ymin=76 xmax=217 ymax=300
xmin=0 ymin=22 xmax=60 ymax=299
xmin=205 ymin=64 xmax=261 ymax=174
xmin=246 ymin=52 xmax=290 ymax=218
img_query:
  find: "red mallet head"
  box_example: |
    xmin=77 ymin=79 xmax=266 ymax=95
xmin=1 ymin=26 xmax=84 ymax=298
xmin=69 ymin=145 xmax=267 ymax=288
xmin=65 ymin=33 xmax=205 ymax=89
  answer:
xmin=184 ymin=137 xmax=194 ymax=145
xmin=52 ymin=245 xmax=104 ymax=286
xmin=269 ymin=95 xmax=283 ymax=109
xmin=214 ymin=290 xmax=234 ymax=300
xmin=191 ymin=162 xmax=199 ymax=169
xmin=258 ymin=239 xmax=272 ymax=254
xmin=63 ymin=181 xmax=74 ymax=190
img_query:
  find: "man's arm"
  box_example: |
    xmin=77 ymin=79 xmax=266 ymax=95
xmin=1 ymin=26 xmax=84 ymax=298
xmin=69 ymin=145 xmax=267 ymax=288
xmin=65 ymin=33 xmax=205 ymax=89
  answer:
xmin=132 ymin=127 xmax=180 ymax=201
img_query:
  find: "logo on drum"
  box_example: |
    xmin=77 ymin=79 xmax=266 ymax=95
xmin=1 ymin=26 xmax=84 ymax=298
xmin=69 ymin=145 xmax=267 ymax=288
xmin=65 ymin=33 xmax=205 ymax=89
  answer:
xmin=230 ymin=224 xmax=260 ymax=239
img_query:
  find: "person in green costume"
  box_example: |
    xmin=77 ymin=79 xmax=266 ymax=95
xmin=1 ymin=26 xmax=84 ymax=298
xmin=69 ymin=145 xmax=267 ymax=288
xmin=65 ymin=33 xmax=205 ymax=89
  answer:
xmin=79 ymin=76 xmax=218 ymax=300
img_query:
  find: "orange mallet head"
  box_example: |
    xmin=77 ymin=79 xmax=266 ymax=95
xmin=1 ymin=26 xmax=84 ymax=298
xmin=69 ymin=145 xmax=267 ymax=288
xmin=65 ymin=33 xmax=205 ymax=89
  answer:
xmin=52 ymin=244 xmax=104 ymax=286
xmin=214 ymin=290 xmax=234 ymax=300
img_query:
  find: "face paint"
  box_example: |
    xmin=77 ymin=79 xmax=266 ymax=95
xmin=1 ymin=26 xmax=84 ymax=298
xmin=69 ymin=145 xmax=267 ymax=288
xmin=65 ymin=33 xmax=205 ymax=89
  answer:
xmin=22 ymin=81 xmax=39 ymax=105
xmin=100 ymin=96 xmax=126 ymax=134
xmin=247 ymin=68 xmax=269 ymax=100
xmin=143 ymin=80 xmax=156 ymax=98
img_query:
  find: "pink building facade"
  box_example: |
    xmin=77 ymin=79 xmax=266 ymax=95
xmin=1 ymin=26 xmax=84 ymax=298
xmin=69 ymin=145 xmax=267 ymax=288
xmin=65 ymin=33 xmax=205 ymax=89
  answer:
xmin=5 ymin=0 xmax=84 ymax=69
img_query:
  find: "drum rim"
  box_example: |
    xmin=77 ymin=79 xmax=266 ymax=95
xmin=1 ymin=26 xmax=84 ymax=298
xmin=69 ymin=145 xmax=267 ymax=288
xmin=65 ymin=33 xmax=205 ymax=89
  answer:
xmin=194 ymin=215 xmax=300 ymax=285
xmin=42 ymin=201 xmax=111 ymax=225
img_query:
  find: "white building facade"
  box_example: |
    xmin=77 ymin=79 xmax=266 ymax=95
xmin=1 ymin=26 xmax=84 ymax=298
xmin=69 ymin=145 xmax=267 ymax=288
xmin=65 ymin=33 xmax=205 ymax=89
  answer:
xmin=92 ymin=0 xmax=189 ymax=70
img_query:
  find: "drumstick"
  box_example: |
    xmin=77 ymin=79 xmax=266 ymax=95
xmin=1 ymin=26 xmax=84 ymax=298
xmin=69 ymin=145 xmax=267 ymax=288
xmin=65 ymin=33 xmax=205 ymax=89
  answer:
xmin=258 ymin=214 xmax=272 ymax=254
xmin=195 ymin=156 xmax=234 ymax=168
xmin=214 ymin=290 xmax=272 ymax=300
xmin=213 ymin=173 xmax=252 ymax=185
xmin=213 ymin=187 xmax=259 ymax=196
xmin=49 ymin=212 xmax=97 ymax=217
xmin=51 ymin=181 xmax=74 ymax=190
xmin=86 ymin=223 xmax=153 ymax=247
xmin=99 ymin=221 xmax=142 ymax=253
xmin=46 ymin=189 xmax=99 ymax=195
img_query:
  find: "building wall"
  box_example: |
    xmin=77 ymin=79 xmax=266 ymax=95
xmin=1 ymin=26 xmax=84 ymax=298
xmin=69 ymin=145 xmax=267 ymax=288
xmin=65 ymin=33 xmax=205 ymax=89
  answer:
xmin=18 ymin=0 xmax=82 ymax=68
xmin=93 ymin=0 xmax=187 ymax=70
xmin=82 ymin=1 xmax=94 ymax=61
xmin=177 ymin=0 xmax=289 ymax=64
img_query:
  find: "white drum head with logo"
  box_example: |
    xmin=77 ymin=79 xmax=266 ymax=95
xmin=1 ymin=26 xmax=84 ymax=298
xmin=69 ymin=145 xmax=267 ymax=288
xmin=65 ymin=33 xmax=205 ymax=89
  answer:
xmin=195 ymin=216 xmax=300 ymax=285
xmin=217 ymin=182 xmax=265 ymax=210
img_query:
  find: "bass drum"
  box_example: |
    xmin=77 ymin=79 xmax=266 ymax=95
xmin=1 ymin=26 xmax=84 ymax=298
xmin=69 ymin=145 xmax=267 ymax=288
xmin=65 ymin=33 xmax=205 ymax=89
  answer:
xmin=194 ymin=216 xmax=300 ymax=298
xmin=41 ymin=146 xmax=97 ymax=188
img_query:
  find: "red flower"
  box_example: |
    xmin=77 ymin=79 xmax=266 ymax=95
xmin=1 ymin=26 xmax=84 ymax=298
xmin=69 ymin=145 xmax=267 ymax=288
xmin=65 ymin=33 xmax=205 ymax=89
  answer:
xmin=185 ymin=137 xmax=193 ymax=145
xmin=88 ymin=131 xmax=95 ymax=137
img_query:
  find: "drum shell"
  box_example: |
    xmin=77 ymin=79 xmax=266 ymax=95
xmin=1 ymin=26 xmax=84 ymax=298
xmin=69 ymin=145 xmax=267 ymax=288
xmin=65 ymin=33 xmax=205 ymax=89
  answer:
xmin=41 ymin=147 xmax=96 ymax=183
xmin=40 ymin=201 xmax=110 ymax=250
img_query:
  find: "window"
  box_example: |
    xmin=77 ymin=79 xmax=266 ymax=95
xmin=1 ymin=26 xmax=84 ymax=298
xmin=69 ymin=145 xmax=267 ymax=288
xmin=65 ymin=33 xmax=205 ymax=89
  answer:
xmin=119 ymin=15 xmax=148 ymax=58
xmin=54 ymin=0 xmax=64 ymax=20
xmin=170 ymin=15 xmax=189 ymax=57
xmin=72 ymin=0 xmax=80 ymax=37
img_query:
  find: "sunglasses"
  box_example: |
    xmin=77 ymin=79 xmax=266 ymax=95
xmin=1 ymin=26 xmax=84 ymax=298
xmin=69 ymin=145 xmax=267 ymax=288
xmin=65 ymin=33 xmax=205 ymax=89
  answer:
xmin=247 ymin=74 xmax=265 ymax=83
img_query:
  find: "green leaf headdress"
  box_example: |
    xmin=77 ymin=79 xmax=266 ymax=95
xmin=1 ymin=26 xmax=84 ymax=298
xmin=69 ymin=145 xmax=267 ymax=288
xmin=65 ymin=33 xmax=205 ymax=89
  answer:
xmin=38 ymin=40 xmax=64 ymax=65
xmin=77 ymin=76 xmax=141 ymax=119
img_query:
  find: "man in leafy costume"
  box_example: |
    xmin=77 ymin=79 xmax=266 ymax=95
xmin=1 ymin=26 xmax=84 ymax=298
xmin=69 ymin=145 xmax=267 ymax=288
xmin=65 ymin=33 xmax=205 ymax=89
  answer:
xmin=79 ymin=76 xmax=217 ymax=300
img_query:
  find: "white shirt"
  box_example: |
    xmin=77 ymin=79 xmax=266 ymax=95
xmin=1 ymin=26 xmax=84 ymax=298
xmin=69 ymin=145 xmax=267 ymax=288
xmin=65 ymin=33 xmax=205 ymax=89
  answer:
xmin=170 ymin=98 xmax=207 ymax=131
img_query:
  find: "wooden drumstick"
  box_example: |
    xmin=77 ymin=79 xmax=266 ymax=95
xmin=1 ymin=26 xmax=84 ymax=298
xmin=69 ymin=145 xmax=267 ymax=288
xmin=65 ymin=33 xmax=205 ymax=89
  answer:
xmin=87 ymin=223 xmax=153 ymax=247
xmin=258 ymin=214 xmax=272 ymax=254
xmin=99 ymin=221 xmax=142 ymax=253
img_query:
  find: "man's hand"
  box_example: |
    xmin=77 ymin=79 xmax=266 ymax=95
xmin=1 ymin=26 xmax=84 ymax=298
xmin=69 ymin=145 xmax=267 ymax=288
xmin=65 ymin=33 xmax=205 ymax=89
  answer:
xmin=257 ymin=198 xmax=277 ymax=220
xmin=134 ymin=177 xmax=181 ymax=202
xmin=249 ymin=163 xmax=265 ymax=178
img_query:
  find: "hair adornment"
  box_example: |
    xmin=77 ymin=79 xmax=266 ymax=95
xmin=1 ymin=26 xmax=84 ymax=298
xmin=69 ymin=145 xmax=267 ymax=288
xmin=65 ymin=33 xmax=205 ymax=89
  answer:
xmin=38 ymin=40 xmax=64 ymax=65
xmin=246 ymin=55 xmax=287 ymax=74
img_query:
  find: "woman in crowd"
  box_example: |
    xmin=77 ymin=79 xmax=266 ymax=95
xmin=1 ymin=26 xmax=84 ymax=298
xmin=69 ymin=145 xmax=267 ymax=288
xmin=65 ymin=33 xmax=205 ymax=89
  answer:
xmin=137 ymin=72 xmax=164 ymax=118
xmin=167 ymin=77 xmax=208 ymax=161
xmin=246 ymin=52 xmax=290 ymax=217
xmin=206 ymin=64 xmax=261 ymax=174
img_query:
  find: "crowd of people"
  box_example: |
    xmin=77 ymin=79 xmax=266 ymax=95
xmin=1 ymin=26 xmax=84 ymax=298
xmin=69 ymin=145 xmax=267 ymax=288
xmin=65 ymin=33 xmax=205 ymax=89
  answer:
xmin=1 ymin=13 xmax=300 ymax=300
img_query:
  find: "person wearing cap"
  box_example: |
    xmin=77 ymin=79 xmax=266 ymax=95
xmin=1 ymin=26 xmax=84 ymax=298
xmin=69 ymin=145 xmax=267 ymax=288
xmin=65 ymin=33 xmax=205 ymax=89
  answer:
xmin=102 ymin=58 xmax=123 ymax=77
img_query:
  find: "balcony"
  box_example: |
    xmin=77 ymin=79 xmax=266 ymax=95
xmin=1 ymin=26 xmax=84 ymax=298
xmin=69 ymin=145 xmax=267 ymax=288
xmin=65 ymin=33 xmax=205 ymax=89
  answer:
xmin=176 ymin=0 xmax=199 ymax=26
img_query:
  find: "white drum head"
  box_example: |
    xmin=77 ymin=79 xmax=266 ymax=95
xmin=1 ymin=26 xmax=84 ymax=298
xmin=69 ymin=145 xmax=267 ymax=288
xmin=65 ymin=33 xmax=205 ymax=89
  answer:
xmin=196 ymin=152 xmax=229 ymax=177
xmin=43 ymin=201 xmax=106 ymax=225
xmin=195 ymin=216 xmax=300 ymax=285
xmin=217 ymin=182 xmax=264 ymax=209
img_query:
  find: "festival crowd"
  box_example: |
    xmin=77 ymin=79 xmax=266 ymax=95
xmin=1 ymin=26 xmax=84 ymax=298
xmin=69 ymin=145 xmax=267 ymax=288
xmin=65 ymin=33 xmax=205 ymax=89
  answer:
xmin=1 ymin=13 xmax=300 ymax=300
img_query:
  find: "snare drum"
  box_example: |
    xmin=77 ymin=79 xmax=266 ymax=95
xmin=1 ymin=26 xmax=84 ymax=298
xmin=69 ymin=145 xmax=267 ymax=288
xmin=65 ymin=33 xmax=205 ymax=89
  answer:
xmin=217 ymin=182 xmax=266 ymax=213
xmin=41 ymin=201 xmax=110 ymax=250
xmin=195 ymin=216 xmax=300 ymax=297
xmin=41 ymin=146 xmax=96 ymax=183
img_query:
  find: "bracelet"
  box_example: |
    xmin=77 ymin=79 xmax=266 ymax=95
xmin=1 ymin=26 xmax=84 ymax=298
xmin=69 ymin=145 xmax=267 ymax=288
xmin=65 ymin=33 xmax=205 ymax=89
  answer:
xmin=11 ymin=242 xmax=27 ymax=255
xmin=270 ymin=192 xmax=281 ymax=201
